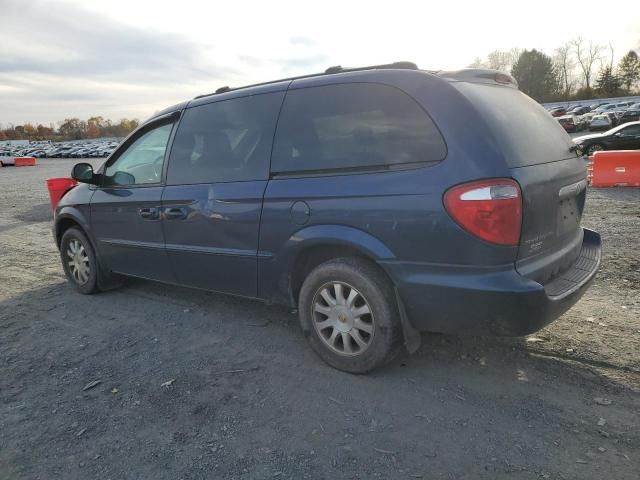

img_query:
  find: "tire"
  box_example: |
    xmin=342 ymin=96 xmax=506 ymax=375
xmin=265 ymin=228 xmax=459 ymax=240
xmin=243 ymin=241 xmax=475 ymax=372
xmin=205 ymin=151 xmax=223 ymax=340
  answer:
xmin=60 ymin=227 xmax=99 ymax=294
xmin=298 ymin=257 xmax=403 ymax=373
xmin=586 ymin=143 xmax=605 ymax=156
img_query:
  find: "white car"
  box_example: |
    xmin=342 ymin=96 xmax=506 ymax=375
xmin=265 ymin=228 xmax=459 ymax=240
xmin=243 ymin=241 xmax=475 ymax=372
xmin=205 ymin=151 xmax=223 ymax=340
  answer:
xmin=589 ymin=114 xmax=613 ymax=131
xmin=593 ymin=104 xmax=618 ymax=113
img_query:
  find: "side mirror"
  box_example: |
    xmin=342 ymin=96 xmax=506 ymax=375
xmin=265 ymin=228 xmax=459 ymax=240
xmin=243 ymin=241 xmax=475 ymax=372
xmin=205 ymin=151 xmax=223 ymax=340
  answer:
xmin=614 ymin=132 xmax=622 ymax=138
xmin=71 ymin=162 xmax=95 ymax=183
xmin=112 ymin=171 xmax=135 ymax=186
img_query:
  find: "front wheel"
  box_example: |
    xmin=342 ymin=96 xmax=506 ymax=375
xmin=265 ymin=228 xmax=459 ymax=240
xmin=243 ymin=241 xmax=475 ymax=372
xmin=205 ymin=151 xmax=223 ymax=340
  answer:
xmin=586 ymin=143 xmax=605 ymax=156
xmin=298 ymin=258 xmax=403 ymax=373
xmin=60 ymin=227 xmax=99 ymax=294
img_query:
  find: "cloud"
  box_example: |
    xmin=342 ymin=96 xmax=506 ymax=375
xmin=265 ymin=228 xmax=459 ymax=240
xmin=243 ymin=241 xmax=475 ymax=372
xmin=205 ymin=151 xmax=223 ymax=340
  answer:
xmin=271 ymin=54 xmax=330 ymax=72
xmin=0 ymin=0 xmax=232 ymax=81
xmin=289 ymin=36 xmax=316 ymax=47
xmin=0 ymin=0 xmax=233 ymax=123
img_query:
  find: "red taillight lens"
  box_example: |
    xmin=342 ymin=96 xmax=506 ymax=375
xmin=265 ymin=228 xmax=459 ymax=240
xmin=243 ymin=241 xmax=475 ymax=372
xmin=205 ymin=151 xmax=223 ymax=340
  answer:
xmin=443 ymin=179 xmax=522 ymax=246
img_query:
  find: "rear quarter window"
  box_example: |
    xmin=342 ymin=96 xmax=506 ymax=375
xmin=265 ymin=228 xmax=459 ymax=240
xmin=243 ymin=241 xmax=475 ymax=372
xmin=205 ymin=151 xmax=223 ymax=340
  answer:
xmin=271 ymin=83 xmax=446 ymax=174
xmin=454 ymin=83 xmax=575 ymax=167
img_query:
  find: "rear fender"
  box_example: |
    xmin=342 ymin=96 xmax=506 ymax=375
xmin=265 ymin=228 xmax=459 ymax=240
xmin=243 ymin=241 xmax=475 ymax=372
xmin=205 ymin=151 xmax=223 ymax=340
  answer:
xmin=260 ymin=224 xmax=396 ymax=306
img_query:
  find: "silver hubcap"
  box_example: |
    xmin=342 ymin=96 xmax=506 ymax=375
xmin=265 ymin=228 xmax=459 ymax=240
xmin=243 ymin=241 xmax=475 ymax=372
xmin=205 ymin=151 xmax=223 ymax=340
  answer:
xmin=311 ymin=282 xmax=374 ymax=356
xmin=66 ymin=239 xmax=90 ymax=284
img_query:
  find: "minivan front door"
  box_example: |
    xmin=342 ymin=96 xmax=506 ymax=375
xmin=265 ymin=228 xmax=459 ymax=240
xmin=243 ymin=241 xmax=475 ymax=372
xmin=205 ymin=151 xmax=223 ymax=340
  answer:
xmin=161 ymin=91 xmax=285 ymax=297
xmin=91 ymin=118 xmax=176 ymax=282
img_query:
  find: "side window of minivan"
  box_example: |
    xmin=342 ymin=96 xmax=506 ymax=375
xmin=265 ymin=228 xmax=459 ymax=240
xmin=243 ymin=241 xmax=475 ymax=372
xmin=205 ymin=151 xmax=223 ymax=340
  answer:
xmin=167 ymin=92 xmax=285 ymax=185
xmin=271 ymin=83 xmax=446 ymax=174
xmin=103 ymin=122 xmax=174 ymax=186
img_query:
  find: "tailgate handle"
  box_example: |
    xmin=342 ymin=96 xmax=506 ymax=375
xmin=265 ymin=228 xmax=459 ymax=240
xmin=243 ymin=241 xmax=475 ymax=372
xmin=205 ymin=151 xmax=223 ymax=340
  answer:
xmin=558 ymin=180 xmax=587 ymax=200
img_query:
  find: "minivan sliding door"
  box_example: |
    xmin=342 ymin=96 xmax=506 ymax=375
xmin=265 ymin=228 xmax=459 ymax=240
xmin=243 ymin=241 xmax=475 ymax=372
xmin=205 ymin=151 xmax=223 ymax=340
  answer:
xmin=161 ymin=91 xmax=285 ymax=297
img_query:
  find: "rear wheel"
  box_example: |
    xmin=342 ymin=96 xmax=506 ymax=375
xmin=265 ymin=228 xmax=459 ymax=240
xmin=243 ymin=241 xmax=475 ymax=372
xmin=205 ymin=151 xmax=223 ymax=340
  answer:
xmin=586 ymin=143 xmax=605 ymax=155
xmin=60 ymin=227 xmax=99 ymax=294
xmin=298 ymin=258 xmax=403 ymax=373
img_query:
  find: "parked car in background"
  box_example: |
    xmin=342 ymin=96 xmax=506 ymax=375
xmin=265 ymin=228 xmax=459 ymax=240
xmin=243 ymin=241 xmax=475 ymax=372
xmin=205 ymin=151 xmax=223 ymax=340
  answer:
xmin=550 ymin=107 xmax=567 ymax=117
xmin=620 ymin=109 xmax=640 ymax=124
xmin=568 ymin=106 xmax=591 ymax=115
xmin=52 ymin=64 xmax=601 ymax=373
xmin=576 ymin=115 xmax=591 ymax=131
xmin=605 ymin=112 xmax=619 ymax=127
xmin=557 ymin=115 xmax=581 ymax=132
xmin=0 ymin=139 xmax=120 ymax=159
xmin=593 ymin=104 xmax=618 ymax=114
xmin=589 ymin=114 xmax=613 ymax=131
xmin=574 ymin=121 xmax=640 ymax=155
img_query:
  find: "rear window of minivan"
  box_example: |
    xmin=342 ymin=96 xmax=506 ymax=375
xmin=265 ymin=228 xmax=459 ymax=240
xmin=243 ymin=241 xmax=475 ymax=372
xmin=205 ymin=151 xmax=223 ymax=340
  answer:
xmin=271 ymin=83 xmax=446 ymax=174
xmin=453 ymin=82 xmax=575 ymax=167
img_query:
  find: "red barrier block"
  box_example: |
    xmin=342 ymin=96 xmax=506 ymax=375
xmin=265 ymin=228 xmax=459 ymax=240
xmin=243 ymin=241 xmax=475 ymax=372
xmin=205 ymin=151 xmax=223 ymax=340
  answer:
xmin=591 ymin=150 xmax=640 ymax=187
xmin=46 ymin=178 xmax=77 ymax=210
xmin=14 ymin=156 xmax=37 ymax=167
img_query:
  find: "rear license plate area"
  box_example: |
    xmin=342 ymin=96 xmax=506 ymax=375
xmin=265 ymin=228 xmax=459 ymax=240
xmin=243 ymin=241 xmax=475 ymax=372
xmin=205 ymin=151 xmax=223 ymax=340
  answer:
xmin=557 ymin=197 xmax=581 ymax=236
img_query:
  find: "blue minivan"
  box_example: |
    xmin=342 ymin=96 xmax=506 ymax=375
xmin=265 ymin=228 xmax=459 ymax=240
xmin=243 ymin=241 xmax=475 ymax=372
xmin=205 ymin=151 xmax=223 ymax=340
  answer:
xmin=54 ymin=63 xmax=601 ymax=372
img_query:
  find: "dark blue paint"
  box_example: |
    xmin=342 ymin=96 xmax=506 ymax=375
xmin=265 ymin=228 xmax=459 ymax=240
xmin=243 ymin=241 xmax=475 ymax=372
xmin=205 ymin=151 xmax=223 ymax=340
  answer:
xmin=90 ymin=186 xmax=173 ymax=282
xmin=161 ymin=182 xmax=267 ymax=297
xmin=54 ymin=67 xmax=601 ymax=336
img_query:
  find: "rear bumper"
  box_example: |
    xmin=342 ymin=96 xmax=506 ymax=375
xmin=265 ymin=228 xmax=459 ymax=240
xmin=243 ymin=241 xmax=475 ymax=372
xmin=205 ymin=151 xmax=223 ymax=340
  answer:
xmin=380 ymin=229 xmax=601 ymax=336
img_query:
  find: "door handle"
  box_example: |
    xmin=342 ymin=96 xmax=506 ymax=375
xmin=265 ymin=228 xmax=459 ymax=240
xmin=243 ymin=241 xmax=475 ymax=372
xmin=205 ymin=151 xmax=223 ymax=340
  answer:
xmin=164 ymin=207 xmax=188 ymax=220
xmin=139 ymin=207 xmax=159 ymax=220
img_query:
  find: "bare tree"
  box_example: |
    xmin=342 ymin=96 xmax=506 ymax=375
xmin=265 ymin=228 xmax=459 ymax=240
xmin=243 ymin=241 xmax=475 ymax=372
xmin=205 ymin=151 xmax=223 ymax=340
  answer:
xmin=608 ymin=42 xmax=615 ymax=69
xmin=554 ymin=44 xmax=576 ymax=99
xmin=571 ymin=37 xmax=604 ymax=91
xmin=471 ymin=48 xmax=521 ymax=72
xmin=487 ymin=50 xmax=510 ymax=71
xmin=467 ymin=57 xmax=487 ymax=68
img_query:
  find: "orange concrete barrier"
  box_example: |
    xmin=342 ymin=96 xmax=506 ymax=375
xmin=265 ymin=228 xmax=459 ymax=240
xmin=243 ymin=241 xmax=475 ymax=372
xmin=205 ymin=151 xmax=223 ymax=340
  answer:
xmin=586 ymin=156 xmax=594 ymax=184
xmin=591 ymin=150 xmax=640 ymax=187
xmin=14 ymin=156 xmax=37 ymax=167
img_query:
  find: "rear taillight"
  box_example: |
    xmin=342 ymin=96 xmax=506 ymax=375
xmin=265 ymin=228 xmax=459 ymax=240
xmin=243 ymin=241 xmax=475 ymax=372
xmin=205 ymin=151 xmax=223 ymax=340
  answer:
xmin=443 ymin=179 xmax=522 ymax=246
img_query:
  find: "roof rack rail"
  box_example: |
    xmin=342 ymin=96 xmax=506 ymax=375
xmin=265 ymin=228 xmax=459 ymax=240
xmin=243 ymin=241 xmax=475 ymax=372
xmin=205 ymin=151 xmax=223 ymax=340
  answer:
xmin=193 ymin=61 xmax=419 ymax=100
xmin=325 ymin=61 xmax=418 ymax=74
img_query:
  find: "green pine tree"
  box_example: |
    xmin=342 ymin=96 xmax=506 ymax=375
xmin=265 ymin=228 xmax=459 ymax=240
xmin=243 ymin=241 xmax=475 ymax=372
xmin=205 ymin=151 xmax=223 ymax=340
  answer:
xmin=595 ymin=66 xmax=623 ymax=97
xmin=618 ymin=50 xmax=640 ymax=92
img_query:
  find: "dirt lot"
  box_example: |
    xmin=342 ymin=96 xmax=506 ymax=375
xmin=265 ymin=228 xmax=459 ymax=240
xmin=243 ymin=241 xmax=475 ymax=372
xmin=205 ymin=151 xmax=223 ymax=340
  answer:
xmin=1 ymin=159 xmax=639 ymax=480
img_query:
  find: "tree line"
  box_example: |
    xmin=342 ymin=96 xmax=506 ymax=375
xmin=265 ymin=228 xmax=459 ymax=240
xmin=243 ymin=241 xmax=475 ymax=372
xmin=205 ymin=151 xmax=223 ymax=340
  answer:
xmin=2 ymin=43 xmax=639 ymax=141
xmin=0 ymin=116 xmax=140 ymax=142
xmin=470 ymin=38 xmax=640 ymax=102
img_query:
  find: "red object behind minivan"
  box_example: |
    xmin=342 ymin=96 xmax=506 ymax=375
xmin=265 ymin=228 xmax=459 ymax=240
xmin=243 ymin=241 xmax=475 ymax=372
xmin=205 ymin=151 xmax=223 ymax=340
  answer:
xmin=46 ymin=178 xmax=77 ymax=210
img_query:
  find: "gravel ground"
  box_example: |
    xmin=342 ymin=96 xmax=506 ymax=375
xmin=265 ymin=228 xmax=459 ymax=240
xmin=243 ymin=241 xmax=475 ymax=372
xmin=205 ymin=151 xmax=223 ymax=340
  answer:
xmin=1 ymin=159 xmax=639 ymax=480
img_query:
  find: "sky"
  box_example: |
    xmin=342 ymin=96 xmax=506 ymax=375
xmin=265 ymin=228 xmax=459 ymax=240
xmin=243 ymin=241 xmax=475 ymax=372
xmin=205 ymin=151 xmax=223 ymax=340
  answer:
xmin=1 ymin=0 xmax=639 ymax=125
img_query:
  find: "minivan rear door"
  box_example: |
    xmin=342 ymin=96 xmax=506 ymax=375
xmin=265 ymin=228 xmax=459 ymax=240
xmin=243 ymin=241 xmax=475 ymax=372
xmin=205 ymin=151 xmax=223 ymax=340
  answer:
xmin=453 ymin=82 xmax=587 ymax=283
xmin=161 ymin=91 xmax=285 ymax=297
